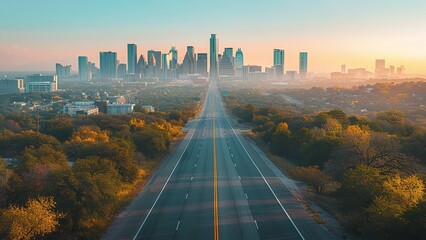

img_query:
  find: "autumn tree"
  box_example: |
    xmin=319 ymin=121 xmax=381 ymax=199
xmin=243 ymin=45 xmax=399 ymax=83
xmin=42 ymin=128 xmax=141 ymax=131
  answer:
xmin=291 ymin=166 xmax=339 ymax=194
xmin=0 ymin=196 xmax=64 ymax=240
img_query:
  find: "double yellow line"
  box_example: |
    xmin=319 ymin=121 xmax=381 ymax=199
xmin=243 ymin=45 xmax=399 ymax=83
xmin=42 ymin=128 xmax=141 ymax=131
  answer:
xmin=212 ymin=90 xmax=219 ymax=240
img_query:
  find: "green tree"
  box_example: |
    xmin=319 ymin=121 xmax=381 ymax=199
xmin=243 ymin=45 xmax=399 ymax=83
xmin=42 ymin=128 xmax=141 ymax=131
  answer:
xmin=291 ymin=166 xmax=338 ymax=194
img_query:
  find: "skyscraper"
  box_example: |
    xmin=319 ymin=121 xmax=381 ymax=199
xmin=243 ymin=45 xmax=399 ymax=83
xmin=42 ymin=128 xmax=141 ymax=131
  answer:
xmin=127 ymin=44 xmax=137 ymax=74
xmin=55 ymin=63 xmax=71 ymax=77
xmin=197 ymin=53 xmax=208 ymax=76
xmin=375 ymin=59 xmax=386 ymax=75
xmin=100 ymin=51 xmax=117 ymax=79
xmin=273 ymin=49 xmax=285 ymax=81
xmin=147 ymin=50 xmax=162 ymax=69
xmin=182 ymin=46 xmax=196 ymax=74
xmin=136 ymin=54 xmax=147 ymax=75
xmin=299 ymin=52 xmax=308 ymax=79
xmin=78 ymin=56 xmax=90 ymax=81
xmin=224 ymin=48 xmax=234 ymax=66
xmin=219 ymin=48 xmax=234 ymax=77
xmin=117 ymin=63 xmax=127 ymax=78
xmin=169 ymin=47 xmax=178 ymax=69
xmin=210 ymin=34 xmax=219 ymax=80
xmin=235 ymin=48 xmax=244 ymax=79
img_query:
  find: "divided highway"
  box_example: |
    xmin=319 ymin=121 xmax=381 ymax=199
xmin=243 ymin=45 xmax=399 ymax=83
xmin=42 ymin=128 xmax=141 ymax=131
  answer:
xmin=104 ymin=82 xmax=335 ymax=240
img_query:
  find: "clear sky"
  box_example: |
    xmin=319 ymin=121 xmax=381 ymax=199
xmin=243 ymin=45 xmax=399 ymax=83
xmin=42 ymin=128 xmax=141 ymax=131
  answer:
xmin=1 ymin=0 xmax=425 ymax=74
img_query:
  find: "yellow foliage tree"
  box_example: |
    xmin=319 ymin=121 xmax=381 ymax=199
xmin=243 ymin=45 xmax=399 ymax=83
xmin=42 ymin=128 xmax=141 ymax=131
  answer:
xmin=129 ymin=118 xmax=145 ymax=130
xmin=71 ymin=126 xmax=109 ymax=143
xmin=0 ymin=196 xmax=64 ymax=240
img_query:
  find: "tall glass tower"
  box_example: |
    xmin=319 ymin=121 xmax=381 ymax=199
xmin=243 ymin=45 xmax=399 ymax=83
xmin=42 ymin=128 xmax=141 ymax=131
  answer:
xmin=78 ymin=56 xmax=89 ymax=81
xmin=273 ymin=49 xmax=285 ymax=81
xmin=235 ymin=48 xmax=244 ymax=78
xmin=210 ymin=34 xmax=219 ymax=80
xmin=127 ymin=44 xmax=137 ymax=74
xmin=169 ymin=47 xmax=178 ymax=69
xmin=100 ymin=51 xmax=117 ymax=79
xmin=299 ymin=52 xmax=308 ymax=79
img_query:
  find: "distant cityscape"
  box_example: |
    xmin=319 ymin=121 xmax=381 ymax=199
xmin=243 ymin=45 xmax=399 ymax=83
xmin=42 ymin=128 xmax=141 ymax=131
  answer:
xmin=0 ymin=33 xmax=411 ymax=97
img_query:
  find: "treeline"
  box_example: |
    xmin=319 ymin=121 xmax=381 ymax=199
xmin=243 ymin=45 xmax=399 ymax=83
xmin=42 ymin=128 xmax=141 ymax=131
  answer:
xmin=230 ymin=103 xmax=426 ymax=239
xmin=0 ymin=108 xmax=196 ymax=239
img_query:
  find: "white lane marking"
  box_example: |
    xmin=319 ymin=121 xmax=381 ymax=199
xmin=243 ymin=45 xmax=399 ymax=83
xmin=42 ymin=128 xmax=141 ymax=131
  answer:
xmin=254 ymin=220 xmax=259 ymax=230
xmin=176 ymin=221 xmax=181 ymax=231
xmin=228 ymin=146 xmax=230 ymax=149
xmin=231 ymin=154 xmax=233 ymax=158
xmin=132 ymin=126 xmax=197 ymax=239
xmin=234 ymin=163 xmax=237 ymax=168
xmin=245 ymin=193 xmax=248 ymax=199
xmin=221 ymin=96 xmax=306 ymax=240
xmin=195 ymin=164 xmax=197 ymax=168
xmin=239 ymin=176 xmax=241 ymax=180
xmin=197 ymin=154 xmax=199 ymax=158
xmin=191 ymin=176 xmax=193 ymax=181
xmin=186 ymin=193 xmax=189 ymax=199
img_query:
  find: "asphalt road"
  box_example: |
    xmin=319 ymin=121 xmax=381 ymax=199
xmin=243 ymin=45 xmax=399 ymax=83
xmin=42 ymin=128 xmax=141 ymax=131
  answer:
xmin=103 ymin=82 xmax=336 ymax=240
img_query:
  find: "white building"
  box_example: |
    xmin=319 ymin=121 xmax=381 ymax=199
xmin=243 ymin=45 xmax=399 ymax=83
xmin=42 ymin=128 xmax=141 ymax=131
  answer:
xmin=63 ymin=101 xmax=99 ymax=115
xmin=107 ymin=103 xmax=135 ymax=114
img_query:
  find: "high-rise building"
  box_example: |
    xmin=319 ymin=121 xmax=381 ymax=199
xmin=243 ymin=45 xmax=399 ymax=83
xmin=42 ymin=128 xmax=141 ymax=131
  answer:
xmin=375 ymin=59 xmax=386 ymax=75
xmin=136 ymin=54 xmax=147 ymax=75
xmin=100 ymin=51 xmax=117 ymax=79
xmin=210 ymin=34 xmax=219 ymax=80
xmin=169 ymin=47 xmax=178 ymax=69
xmin=182 ymin=46 xmax=197 ymax=74
xmin=219 ymin=48 xmax=234 ymax=77
xmin=224 ymin=48 xmax=234 ymax=66
xmin=78 ymin=56 xmax=90 ymax=81
xmin=273 ymin=49 xmax=285 ymax=81
xmin=117 ymin=63 xmax=127 ymax=78
xmin=147 ymin=50 xmax=162 ymax=69
xmin=299 ymin=52 xmax=308 ymax=79
xmin=235 ymin=48 xmax=244 ymax=78
xmin=127 ymin=44 xmax=137 ymax=74
xmin=25 ymin=74 xmax=58 ymax=92
xmin=197 ymin=53 xmax=208 ymax=76
xmin=161 ymin=53 xmax=171 ymax=70
xmin=55 ymin=63 xmax=71 ymax=77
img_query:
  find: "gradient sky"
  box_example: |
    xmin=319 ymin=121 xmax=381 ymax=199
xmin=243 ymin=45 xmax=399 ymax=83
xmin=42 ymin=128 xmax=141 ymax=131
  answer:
xmin=1 ymin=0 xmax=425 ymax=74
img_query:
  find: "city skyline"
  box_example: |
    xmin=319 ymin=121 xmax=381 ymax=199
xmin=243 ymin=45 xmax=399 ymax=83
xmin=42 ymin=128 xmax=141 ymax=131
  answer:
xmin=1 ymin=0 xmax=425 ymax=74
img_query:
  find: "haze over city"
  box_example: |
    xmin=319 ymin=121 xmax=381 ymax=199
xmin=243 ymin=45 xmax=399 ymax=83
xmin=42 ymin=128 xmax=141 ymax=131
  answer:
xmin=1 ymin=0 xmax=426 ymax=74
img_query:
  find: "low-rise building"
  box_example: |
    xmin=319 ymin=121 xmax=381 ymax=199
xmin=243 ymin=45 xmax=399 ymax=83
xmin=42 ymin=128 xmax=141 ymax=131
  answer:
xmin=63 ymin=101 xmax=99 ymax=115
xmin=107 ymin=103 xmax=135 ymax=114
xmin=142 ymin=105 xmax=155 ymax=112
xmin=25 ymin=74 xmax=58 ymax=92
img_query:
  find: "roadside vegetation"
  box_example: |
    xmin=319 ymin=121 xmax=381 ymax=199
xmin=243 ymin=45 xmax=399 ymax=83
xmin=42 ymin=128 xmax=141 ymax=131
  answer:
xmin=224 ymin=89 xmax=426 ymax=239
xmin=0 ymin=87 xmax=202 ymax=239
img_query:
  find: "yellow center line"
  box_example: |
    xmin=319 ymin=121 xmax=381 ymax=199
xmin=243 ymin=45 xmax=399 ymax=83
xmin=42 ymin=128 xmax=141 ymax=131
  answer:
xmin=212 ymin=90 xmax=219 ymax=240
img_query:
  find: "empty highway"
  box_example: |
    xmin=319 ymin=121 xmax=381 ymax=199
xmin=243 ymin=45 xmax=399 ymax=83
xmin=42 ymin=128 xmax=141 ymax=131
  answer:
xmin=104 ymin=82 xmax=335 ymax=240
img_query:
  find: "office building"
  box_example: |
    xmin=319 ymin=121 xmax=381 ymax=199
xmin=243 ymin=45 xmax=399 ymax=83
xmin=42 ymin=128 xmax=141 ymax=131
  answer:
xmin=210 ymin=34 xmax=219 ymax=80
xmin=224 ymin=48 xmax=234 ymax=66
xmin=235 ymin=48 xmax=244 ymax=78
xmin=0 ymin=79 xmax=24 ymax=94
xmin=299 ymin=52 xmax=308 ymax=79
xmin=100 ymin=51 xmax=117 ymax=79
xmin=169 ymin=47 xmax=178 ymax=69
xmin=273 ymin=49 xmax=285 ymax=80
xmin=137 ymin=54 xmax=147 ymax=75
xmin=63 ymin=101 xmax=99 ymax=116
xmin=219 ymin=49 xmax=234 ymax=77
xmin=78 ymin=56 xmax=90 ymax=81
xmin=117 ymin=64 xmax=127 ymax=78
xmin=197 ymin=53 xmax=208 ymax=76
xmin=55 ymin=63 xmax=71 ymax=77
xmin=25 ymin=74 xmax=58 ymax=92
xmin=182 ymin=46 xmax=196 ymax=74
xmin=375 ymin=59 xmax=386 ymax=75
xmin=107 ymin=103 xmax=135 ymax=114
xmin=127 ymin=44 xmax=137 ymax=74
xmin=148 ymin=50 xmax=162 ymax=69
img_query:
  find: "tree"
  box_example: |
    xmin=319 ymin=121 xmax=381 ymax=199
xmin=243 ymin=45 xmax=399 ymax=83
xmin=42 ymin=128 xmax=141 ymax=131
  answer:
xmin=0 ymin=159 xmax=12 ymax=207
xmin=132 ymin=126 xmax=169 ymax=158
xmin=70 ymin=126 xmax=109 ymax=143
xmin=0 ymin=196 xmax=64 ymax=240
xmin=291 ymin=166 xmax=338 ymax=194
xmin=339 ymin=165 xmax=386 ymax=211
